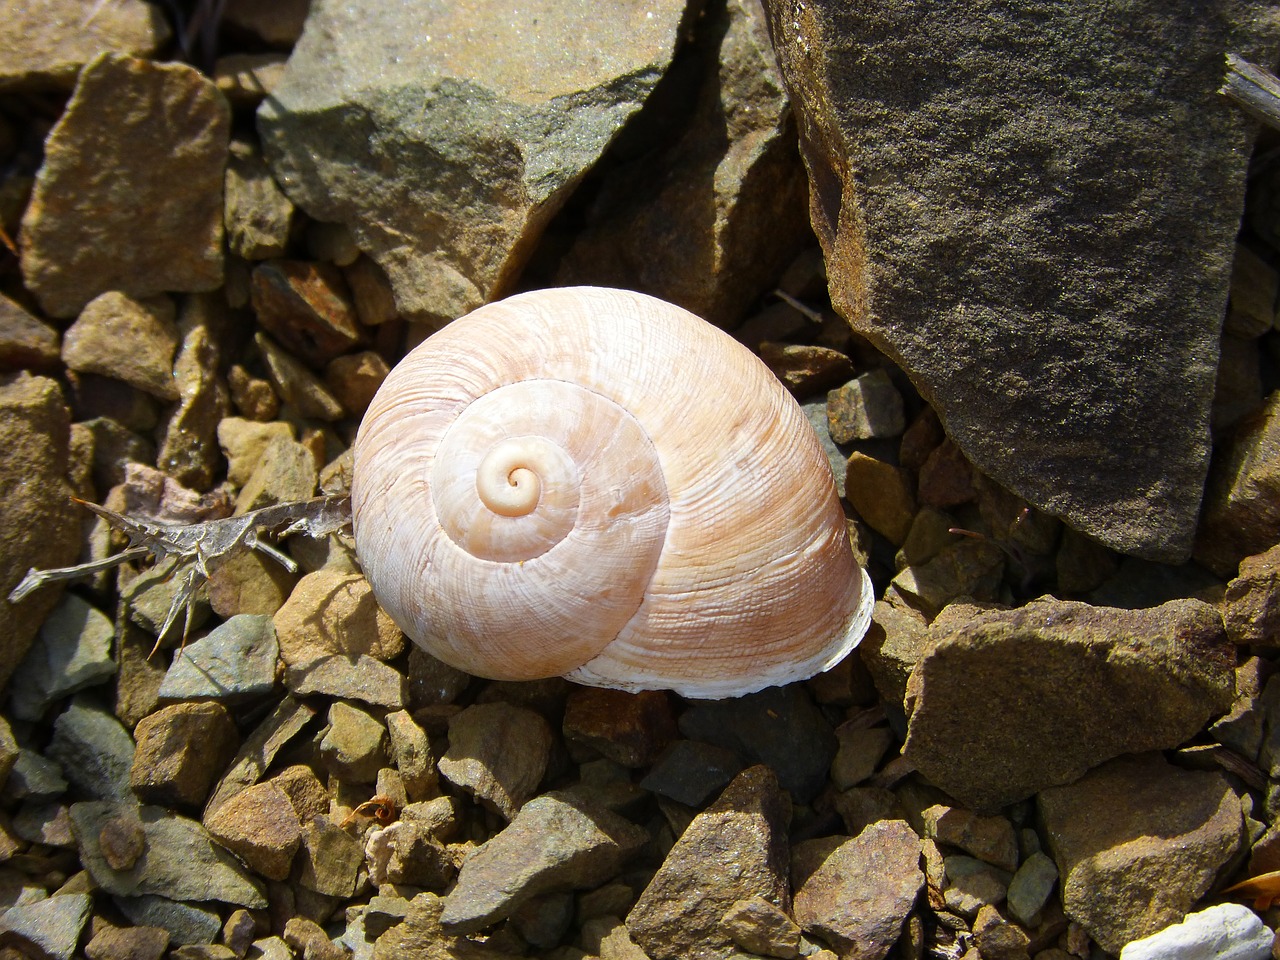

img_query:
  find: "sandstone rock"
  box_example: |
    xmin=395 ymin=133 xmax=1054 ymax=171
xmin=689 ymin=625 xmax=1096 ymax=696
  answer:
xmin=1038 ymin=753 xmax=1244 ymax=954
xmin=233 ymin=433 xmax=318 ymax=514
xmin=844 ymin=452 xmax=915 ymax=545
xmin=439 ymin=792 xmax=647 ymax=933
xmin=274 ymin=568 xmax=403 ymax=664
xmin=562 ymin=688 xmax=678 ymax=768
xmin=226 ymin=365 xmax=280 ymax=421
xmin=0 ymin=374 xmax=81 ymax=692
xmin=372 ymin=892 xmax=518 ymax=960
xmin=764 ymin=0 xmax=1280 ymax=561
xmin=941 ymin=855 xmax=1011 ymax=919
xmin=678 ymin=685 xmax=835 ymax=803
xmin=885 ymin=539 xmax=1006 ymax=620
xmin=719 ymin=896 xmax=802 ymax=959
xmin=285 ymin=654 xmax=406 ymax=709
xmin=224 ymin=0 xmax=310 ymax=46
xmin=556 ymin=0 xmax=810 ymax=327
xmin=225 ymin=140 xmax=295 ymax=260
xmin=207 ymin=549 xmax=298 ymax=619
xmin=70 ymin=801 xmax=267 ymax=907
xmin=130 ymin=702 xmax=240 ymax=808
xmin=830 ymin=723 xmax=893 ymax=790
xmin=859 ymin=601 xmax=931 ymax=710
xmin=1117 ymin=903 xmax=1271 ymax=960
xmin=1221 ymin=542 xmax=1280 ymax=646
xmin=204 ymin=781 xmax=303 ymax=881
xmin=0 ymin=0 xmax=169 ymax=90
xmin=156 ymin=311 xmax=229 ymax=491
xmin=254 ymin=332 xmax=345 ymax=421
xmin=342 ymin=256 xmax=399 ymax=326
xmin=204 ymin=696 xmax=317 ymax=818
xmin=1006 ymin=852 xmax=1059 ymax=929
xmin=385 ymin=710 xmax=438 ymax=802
xmin=21 ymin=53 xmax=229 ymax=318
xmin=160 ymin=615 xmax=279 ymax=702
xmin=217 ymin=417 xmax=296 ymax=488
xmin=628 ymin=766 xmax=791 ymax=960
xmin=84 ymin=924 xmax=170 ymax=960
xmin=759 ymin=342 xmax=855 ymax=396
xmin=365 ymin=820 xmax=455 ymax=890
xmin=904 ymin=597 xmax=1235 ymax=810
xmin=115 ymin=897 xmax=221 ymax=946
xmin=827 ymin=370 xmax=906 ymax=443
xmin=439 ymin=702 xmax=553 ymax=820
xmin=62 ymin=292 xmax=179 ymax=400
xmin=920 ymin=805 xmax=1018 ymax=873
xmin=319 ymin=700 xmax=387 ymax=784
xmin=324 ymin=350 xmax=389 ymax=418
xmin=0 ymin=293 xmax=59 ymax=372
xmin=250 ymin=260 xmax=362 ymax=367
xmin=8 ymin=592 xmax=116 ymax=721
xmin=282 ymin=918 xmax=345 ymax=960
xmin=792 ymin=821 xmax=923 ymax=960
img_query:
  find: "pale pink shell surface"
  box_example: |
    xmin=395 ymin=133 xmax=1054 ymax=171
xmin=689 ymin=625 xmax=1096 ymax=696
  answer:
xmin=351 ymin=286 xmax=873 ymax=699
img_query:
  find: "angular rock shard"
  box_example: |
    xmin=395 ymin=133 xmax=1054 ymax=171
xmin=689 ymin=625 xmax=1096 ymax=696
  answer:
xmin=258 ymin=0 xmax=691 ymax=326
xmin=763 ymin=0 xmax=1280 ymax=561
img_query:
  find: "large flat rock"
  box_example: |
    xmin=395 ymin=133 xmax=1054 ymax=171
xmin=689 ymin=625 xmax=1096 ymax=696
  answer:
xmin=763 ymin=0 xmax=1280 ymax=561
xmin=258 ymin=0 xmax=690 ymax=326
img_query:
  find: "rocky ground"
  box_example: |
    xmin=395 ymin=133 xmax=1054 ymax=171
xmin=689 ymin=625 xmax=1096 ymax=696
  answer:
xmin=2 ymin=1 xmax=1280 ymax=960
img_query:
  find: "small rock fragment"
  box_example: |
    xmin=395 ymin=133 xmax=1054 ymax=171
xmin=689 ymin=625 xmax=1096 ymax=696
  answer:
xmin=285 ymin=654 xmax=406 ymax=709
xmin=130 ymin=702 xmax=240 ymax=808
xmin=628 ymin=766 xmax=791 ymax=960
xmin=8 ymin=592 xmax=116 ymax=721
xmin=320 ymin=701 xmax=388 ymax=784
xmin=719 ymin=896 xmax=802 ymax=959
xmin=161 ymin=614 xmax=280 ymax=703
xmin=830 ymin=723 xmax=893 ymax=790
xmin=204 ymin=781 xmax=303 ymax=882
xmin=274 ymin=569 xmax=404 ymax=664
xmin=225 ymin=140 xmax=295 ymax=260
xmin=385 ymin=710 xmax=438 ymax=802
xmin=84 ymin=924 xmax=170 ymax=960
xmin=920 ymin=805 xmax=1019 ymax=873
xmin=156 ymin=313 xmax=229 ymax=490
xmin=213 ymin=53 xmax=287 ymax=106
xmin=233 ymin=433 xmax=318 ymax=513
xmin=255 ymin=332 xmax=346 ymax=421
xmin=562 ymin=688 xmax=678 ymax=768
xmin=365 ymin=820 xmax=455 ymax=891
xmin=324 ymin=350 xmax=389 ymax=418
xmin=0 ymin=892 xmax=91 ymax=960
xmin=63 ymin=292 xmax=179 ymax=400
xmin=296 ymin=817 xmax=364 ymax=899
xmin=1117 ymin=903 xmax=1271 ymax=960
xmin=48 ymin=698 xmax=136 ymax=803
xmin=639 ymin=739 xmax=743 ymax=807
xmin=439 ymin=702 xmax=553 ymax=820
xmin=251 ymin=260 xmax=362 ymax=367
xmin=1005 ymin=851 xmax=1058 ymax=928
xmin=844 ymin=452 xmax=916 ymax=545
xmin=759 ymin=342 xmax=855 ymax=395
xmin=941 ymin=855 xmax=1011 ymax=919
xmin=0 ymin=293 xmax=59 ymax=372
xmin=1221 ymin=544 xmax=1280 ymax=646
xmin=827 ymin=370 xmax=906 ymax=442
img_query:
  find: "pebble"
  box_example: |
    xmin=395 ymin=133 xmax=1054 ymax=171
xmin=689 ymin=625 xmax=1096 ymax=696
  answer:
xmin=678 ymin=686 xmax=835 ymax=804
xmin=1005 ymin=851 xmax=1059 ymax=928
xmin=1118 ymin=903 xmax=1271 ymax=960
xmin=1221 ymin=543 xmax=1280 ymax=646
xmin=62 ymin=295 xmax=171 ymax=391
xmin=130 ymin=701 xmax=240 ymax=808
xmin=638 ymin=739 xmax=743 ymax=807
xmin=20 ymin=53 xmax=228 ymax=318
xmin=222 ymin=909 xmax=256 ymax=957
xmin=320 ymin=700 xmax=388 ymax=784
xmin=792 ymin=821 xmax=924 ymax=960
xmin=227 ymin=365 xmax=281 ymax=422
xmin=255 ymin=332 xmax=346 ymax=421
xmin=157 ymin=317 xmax=228 ymax=490
xmin=99 ymin=813 xmax=147 ymax=870
xmin=0 ymin=892 xmax=91 ymax=960
xmin=385 ymin=710 xmax=438 ymax=802
xmin=830 ymin=723 xmax=893 ymax=790
xmin=827 ymin=369 xmax=906 ymax=442
xmin=324 ymin=350 xmax=390 ymax=419
xmin=972 ymin=913 xmax=1031 ymax=960
xmin=0 ymin=0 xmax=169 ymax=90
xmin=71 ymin=801 xmax=267 ymax=907
xmin=203 ymin=781 xmax=303 ymax=881
xmin=213 ymin=53 xmax=287 ymax=106
xmin=439 ymin=702 xmax=553 ymax=820
xmin=885 ymin=538 xmax=1006 ymax=619
xmin=627 ymin=766 xmax=790 ymax=960
xmin=0 ymin=292 xmax=59 ymax=372
xmin=942 ymin=855 xmax=1012 ymax=918
xmin=296 ymin=817 xmax=364 ymax=899
xmin=904 ymin=597 xmax=1235 ymax=810
xmin=365 ymin=820 xmax=455 ymax=891
xmin=1037 ymin=753 xmax=1243 ymax=954
xmin=918 ymin=439 xmax=978 ymax=509
xmin=285 ymin=654 xmax=406 ymax=709
xmin=159 ymin=614 xmax=280 ymax=702
xmin=250 ymin=260 xmax=363 ymax=368
xmin=921 ymin=804 xmax=1019 ymax=873
xmin=114 ymin=624 xmax=168 ymax=730
xmin=48 ymin=697 xmax=136 ymax=803
xmin=274 ymin=569 xmax=404 ymax=665
xmin=719 ymin=896 xmax=802 ymax=959
xmin=12 ymin=801 xmax=74 ymax=847
xmin=84 ymin=923 xmax=171 ymax=960
xmin=217 ymin=417 xmax=296 ymax=487
xmin=8 ymin=592 xmax=116 ymax=721
xmin=562 ymin=688 xmax=678 ymax=768
xmin=343 ymin=256 xmax=399 ymax=326
xmin=759 ymin=342 xmax=855 ymax=396
xmin=115 ymin=895 xmax=222 ymax=945
xmin=4 ymin=748 xmax=66 ymax=802
xmin=225 ymin=140 xmax=295 ymax=260
xmin=844 ymin=451 xmax=917 ymax=545
xmin=233 ymin=433 xmax=318 ymax=513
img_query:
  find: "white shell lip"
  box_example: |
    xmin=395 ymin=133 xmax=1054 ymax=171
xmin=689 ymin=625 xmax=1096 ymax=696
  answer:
xmin=565 ymin=567 xmax=875 ymax=699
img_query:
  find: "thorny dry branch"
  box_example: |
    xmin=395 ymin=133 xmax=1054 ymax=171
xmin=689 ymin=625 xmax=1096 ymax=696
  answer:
xmin=8 ymin=495 xmax=352 ymax=652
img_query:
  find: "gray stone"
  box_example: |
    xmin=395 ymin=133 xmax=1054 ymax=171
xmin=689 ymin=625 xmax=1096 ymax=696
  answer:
xmin=764 ymin=0 xmax=1280 ymax=561
xmin=159 ymin=614 xmax=280 ymax=702
xmin=0 ymin=0 xmax=169 ymax=90
xmin=320 ymin=700 xmax=387 ymax=783
xmin=628 ymin=766 xmax=791 ymax=960
xmin=296 ymin=816 xmax=364 ymax=899
xmin=21 ymin=53 xmax=229 ymax=318
xmin=803 ymin=400 xmax=851 ymax=498
xmin=0 ymin=892 xmax=91 ymax=960
xmin=70 ymin=801 xmax=267 ymax=907
xmin=4 ymin=748 xmax=67 ymax=802
xmin=440 ymin=792 xmax=647 ymax=933
xmin=941 ymin=855 xmax=1010 ymax=919
xmin=62 ymin=292 xmax=179 ymax=400
xmin=556 ymin=0 xmax=810 ymax=328
xmin=1118 ymin=903 xmax=1272 ymax=960
xmin=284 ymin=654 xmax=406 ymax=709
xmin=258 ymin=0 xmax=690 ymax=326
xmin=1005 ymin=851 xmax=1058 ymax=928
xmin=115 ymin=896 xmax=222 ymax=946
xmin=903 ymin=597 xmax=1235 ymax=811
xmin=639 ymin=739 xmax=743 ymax=807
xmin=439 ymin=702 xmax=553 ymax=820
xmin=0 ymin=374 xmax=81 ymax=692
xmin=678 ymin=685 xmax=835 ymax=804
xmin=48 ymin=697 xmax=135 ymax=803
xmin=9 ymin=592 xmax=116 ymax=721
xmin=792 ymin=821 xmax=923 ymax=960
xmin=827 ymin=370 xmax=906 ymax=443
xmin=1038 ymin=753 xmax=1244 ymax=954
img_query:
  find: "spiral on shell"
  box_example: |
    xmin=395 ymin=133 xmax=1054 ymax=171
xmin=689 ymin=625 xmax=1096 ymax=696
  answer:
xmin=351 ymin=286 xmax=873 ymax=698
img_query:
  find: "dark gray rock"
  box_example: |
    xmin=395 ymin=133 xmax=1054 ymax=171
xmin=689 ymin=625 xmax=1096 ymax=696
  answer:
xmin=258 ymin=0 xmax=691 ymax=325
xmin=639 ymin=739 xmax=744 ymax=807
xmin=115 ymin=896 xmax=222 ymax=946
xmin=678 ymin=685 xmax=835 ymax=803
xmin=159 ymin=614 xmax=279 ymax=702
xmin=903 ymin=597 xmax=1235 ymax=810
xmin=438 ymin=701 xmax=553 ymax=820
xmin=627 ymin=766 xmax=791 ymax=960
xmin=1038 ymin=753 xmax=1244 ymax=954
xmin=48 ymin=697 xmax=136 ymax=803
xmin=0 ymin=892 xmax=91 ymax=960
xmin=439 ymin=792 xmax=647 ymax=933
xmin=9 ymin=592 xmax=116 ymax=721
xmin=764 ymin=0 xmax=1280 ymax=561
xmin=4 ymin=748 xmax=67 ymax=802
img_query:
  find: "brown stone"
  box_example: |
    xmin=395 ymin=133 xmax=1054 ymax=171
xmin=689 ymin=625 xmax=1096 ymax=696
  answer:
xmin=21 ymin=53 xmax=228 ymax=318
xmin=62 ymin=292 xmax=179 ymax=401
xmin=439 ymin=702 xmax=553 ymax=821
xmin=250 ymin=260 xmax=363 ymax=367
xmin=131 ymin=702 xmax=240 ymax=808
xmin=562 ymin=688 xmax=678 ymax=768
xmin=273 ymin=568 xmax=404 ymax=665
xmin=0 ymin=294 xmax=59 ymax=372
xmin=844 ymin=452 xmax=916 ymax=545
xmin=204 ymin=781 xmax=304 ymax=881
xmin=759 ymin=342 xmax=855 ymax=396
xmin=917 ymin=440 xmax=977 ymax=509
xmin=324 ymin=350 xmax=389 ymax=418
xmin=1222 ymin=543 xmax=1280 ymax=645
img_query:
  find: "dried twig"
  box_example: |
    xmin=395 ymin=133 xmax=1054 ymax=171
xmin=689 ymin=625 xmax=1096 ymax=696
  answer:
xmin=1220 ymin=53 xmax=1280 ymax=132
xmin=9 ymin=495 xmax=352 ymax=651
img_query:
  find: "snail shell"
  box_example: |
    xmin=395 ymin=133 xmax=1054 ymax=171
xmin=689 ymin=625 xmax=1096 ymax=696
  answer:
xmin=351 ymin=286 xmax=873 ymax=699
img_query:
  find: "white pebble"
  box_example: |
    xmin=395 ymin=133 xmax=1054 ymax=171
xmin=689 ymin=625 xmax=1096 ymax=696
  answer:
xmin=1119 ymin=903 xmax=1272 ymax=960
